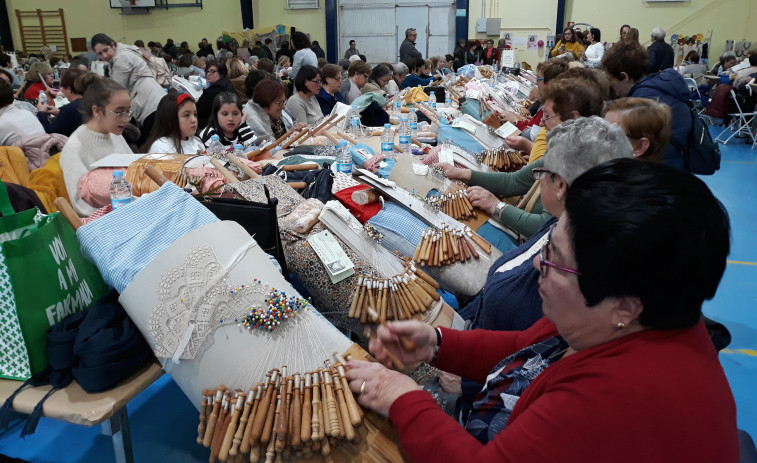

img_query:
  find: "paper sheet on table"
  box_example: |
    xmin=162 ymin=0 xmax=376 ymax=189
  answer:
xmin=451 ymin=119 xmax=479 ymax=135
xmin=439 ymin=148 xmax=454 ymax=165
xmin=412 ymin=164 xmax=429 ymax=176
xmin=89 ymin=153 xmax=143 ymax=168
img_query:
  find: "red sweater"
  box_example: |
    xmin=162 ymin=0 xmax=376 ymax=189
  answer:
xmin=24 ymin=81 xmax=47 ymax=100
xmin=390 ymin=318 xmax=738 ymax=463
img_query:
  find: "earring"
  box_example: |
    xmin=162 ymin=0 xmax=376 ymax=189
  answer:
xmin=556 ymin=194 xmax=562 ymax=202
xmin=98 ymin=116 xmax=101 ymax=120
xmin=616 ymin=322 xmax=625 ymax=329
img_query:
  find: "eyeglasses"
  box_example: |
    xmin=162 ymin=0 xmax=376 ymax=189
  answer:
xmin=536 ymin=77 xmax=545 ymax=82
xmin=531 ymin=168 xmax=556 ymax=181
xmin=109 ymin=109 xmax=132 ymax=120
xmin=362 ymin=73 xmax=370 ymax=80
xmin=274 ymin=100 xmax=287 ymax=107
xmin=539 ymin=224 xmax=582 ymax=278
xmin=206 ymin=69 xmax=219 ymax=75
xmin=542 ymin=113 xmax=560 ymax=123
xmin=308 ymin=78 xmax=322 ymax=86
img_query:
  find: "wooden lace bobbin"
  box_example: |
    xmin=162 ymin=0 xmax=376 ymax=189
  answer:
xmin=327 ymin=369 xmax=355 ymax=441
xmin=261 ymin=369 xmax=284 ymax=447
xmin=301 ymin=373 xmax=313 ymax=444
xmin=224 ymin=152 xmax=259 ymax=179
xmin=397 ymin=276 xmax=422 ymax=313
xmin=249 ymin=370 xmax=279 ymax=446
xmin=280 ymin=128 xmax=309 ymax=150
xmin=310 ymin=372 xmax=323 ymax=443
xmin=209 ymin=158 xmax=241 ymax=185
xmin=448 ymin=229 xmax=460 ymax=259
xmin=239 ymin=384 xmax=263 ymax=455
xmin=336 ymin=130 xmax=359 ymax=145
xmin=390 ymin=278 xmax=412 ymax=318
xmin=324 ymin=115 xmax=345 ymax=133
xmin=456 ymin=235 xmax=467 ymax=263
xmin=298 ymin=113 xmax=337 ymax=145
xmin=413 ymin=271 xmax=441 ymax=301
xmin=263 ymin=393 xmax=282 ymax=463
xmin=220 ymin=393 xmax=246 ymax=462
xmin=198 ymin=390 xmax=213 ymax=444
xmin=387 ymin=285 xmax=402 ymax=321
xmin=413 ymin=230 xmax=426 ymax=262
xmin=463 ymin=234 xmax=480 ymax=259
xmin=317 ymin=370 xmax=333 ymax=440
xmin=204 ymin=387 xmax=226 ymax=447
xmin=336 ymin=364 xmax=363 ymax=425
xmin=364 ymin=279 xmax=379 ymax=325
xmin=406 ymin=275 xmax=433 ymax=311
xmin=211 ymin=392 xmax=233 ymax=462
xmin=320 ymin=129 xmax=341 ymax=145
xmin=275 ymin=373 xmax=291 ymax=452
xmin=421 ymin=232 xmax=434 ymax=264
xmin=348 ymin=276 xmax=364 ymax=319
xmin=380 ymin=280 xmax=389 ymax=322
xmin=290 ymin=375 xmax=302 ymax=448
xmin=246 ymin=128 xmax=295 ymax=160
xmin=321 ymin=369 xmax=343 ymax=439
xmin=409 ymin=261 xmax=441 ymax=289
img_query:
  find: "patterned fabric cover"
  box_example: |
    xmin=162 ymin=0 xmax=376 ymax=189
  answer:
xmin=77 ymin=182 xmax=219 ymax=293
xmin=0 ymin=248 xmax=31 ymax=379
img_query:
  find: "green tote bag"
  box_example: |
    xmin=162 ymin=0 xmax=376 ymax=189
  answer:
xmin=0 ymin=183 xmax=108 ymax=380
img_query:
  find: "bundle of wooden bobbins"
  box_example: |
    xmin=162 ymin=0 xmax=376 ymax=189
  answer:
xmin=425 ymin=190 xmax=476 ymax=221
xmin=414 ymin=224 xmax=492 ymax=267
xmin=348 ymin=260 xmax=441 ymax=324
xmin=197 ymin=361 xmax=363 ymax=463
xmin=480 ymin=147 xmax=527 ymax=172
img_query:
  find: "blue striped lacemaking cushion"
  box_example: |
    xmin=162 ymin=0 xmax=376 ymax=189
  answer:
xmin=367 ymin=202 xmax=428 ymax=258
xmin=77 ymin=182 xmax=219 ymax=293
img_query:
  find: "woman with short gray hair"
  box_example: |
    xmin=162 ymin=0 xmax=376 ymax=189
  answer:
xmin=386 ymin=62 xmax=409 ymax=95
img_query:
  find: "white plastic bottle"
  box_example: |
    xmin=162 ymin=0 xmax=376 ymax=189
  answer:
xmin=398 ymin=117 xmax=411 ymax=153
xmin=233 ymin=143 xmax=245 ymax=159
xmin=348 ymin=105 xmax=361 ymax=138
xmin=408 ymin=108 xmax=418 ymax=138
xmin=38 ymin=90 xmax=48 ymax=106
xmin=428 ymin=91 xmax=437 ymax=109
xmin=207 ymin=134 xmax=224 ymax=156
xmin=336 ymin=140 xmax=352 ymax=174
xmin=445 ymin=89 xmax=452 ymax=107
xmin=381 ymin=123 xmax=395 ymax=159
xmin=109 ymin=171 xmax=133 ymax=209
xmin=392 ymin=91 xmax=402 ymax=116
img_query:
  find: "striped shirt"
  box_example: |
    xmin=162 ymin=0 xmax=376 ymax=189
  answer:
xmin=199 ymin=122 xmax=257 ymax=148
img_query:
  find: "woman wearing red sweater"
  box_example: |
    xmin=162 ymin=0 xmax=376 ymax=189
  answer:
xmin=346 ymin=158 xmax=738 ymax=463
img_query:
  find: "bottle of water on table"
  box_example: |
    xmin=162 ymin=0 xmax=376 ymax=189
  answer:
xmin=38 ymin=90 xmax=48 ymax=106
xmin=336 ymin=140 xmax=352 ymax=175
xmin=348 ymin=105 xmax=361 ymax=138
xmin=207 ymin=134 xmax=224 ymax=157
xmin=399 ymin=117 xmax=411 ymax=153
xmin=428 ymin=91 xmax=437 ymax=109
xmin=392 ymin=91 xmax=402 ymax=116
xmin=109 ymin=170 xmax=133 ymax=209
xmin=233 ymin=143 xmax=245 ymax=159
xmin=408 ymin=108 xmax=418 ymax=138
xmin=381 ymin=123 xmax=395 ymax=159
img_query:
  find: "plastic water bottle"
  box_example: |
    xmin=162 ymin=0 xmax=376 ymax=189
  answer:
xmin=428 ymin=91 xmax=437 ymax=110
xmin=109 ymin=171 xmax=133 ymax=209
xmin=445 ymin=89 xmax=452 ymax=106
xmin=207 ymin=134 xmax=224 ymax=156
xmin=381 ymin=123 xmax=394 ymax=158
xmin=233 ymin=143 xmax=245 ymax=159
xmin=392 ymin=91 xmax=401 ymax=116
xmin=348 ymin=105 xmax=361 ymax=138
xmin=398 ymin=117 xmax=411 ymax=153
xmin=408 ymin=108 xmax=418 ymax=138
xmin=336 ymin=140 xmax=352 ymax=174
xmin=38 ymin=90 xmax=48 ymax=106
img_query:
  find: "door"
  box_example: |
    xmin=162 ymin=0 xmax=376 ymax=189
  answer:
xmin=428 ymin=5 xmax=455 ymax=59
xmin=396 ymin=6 xmax=427 ymax=60
xmin=339 ymin=3 xmax=396 ymax=64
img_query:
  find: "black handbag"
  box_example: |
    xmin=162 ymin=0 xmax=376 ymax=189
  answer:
xmin=194 ymin=185 xmax=290 ymax=279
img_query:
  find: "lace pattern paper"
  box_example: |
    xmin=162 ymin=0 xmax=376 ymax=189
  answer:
xmin=147 ymin=246 xmax=268 ymax=360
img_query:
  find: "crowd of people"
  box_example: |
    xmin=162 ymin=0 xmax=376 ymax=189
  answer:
xmin=0 ymin=23 xmax=748 ymax=461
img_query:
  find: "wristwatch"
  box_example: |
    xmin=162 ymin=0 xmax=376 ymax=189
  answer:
xmin=494 ymin=201 xmax=507 ymax=216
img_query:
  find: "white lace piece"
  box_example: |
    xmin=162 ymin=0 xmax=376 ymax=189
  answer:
xmin=147 ymin=245 xmax=267 ymax=361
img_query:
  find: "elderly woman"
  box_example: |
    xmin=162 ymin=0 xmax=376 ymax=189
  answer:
xmin=603 ymin=97 xmax=672 ymax=163
xmin=436 ymin=117 xmax=632 ymax=404
xmin=440 ymin=74 xmax=603 ymax=240
xmin=244 ymin=78 xmax=303 ymax=142
xmin=316 ymin=64 xmax=345 ymax=116
xmin=361 ymin=64 xmax=393 ymax=96
xmin=196 ymin=60 xmax=236 ymax=128
xmin=387 ymin=62 xmax=408 ymax=95
xmin=340 ymin=60 xmax=372 ymax=104
xmin=35 ymin=68 xmax=88 ymax=137
xmin=550 ymin=27 xmax=584 ymax=60
xmin=602 ymin=41 xmax=690 ymax=170
xmin=347 ymin=157 xmax=738 ymax=462
xmin=286 ymin=65 xmax=323 ymax=125
xmin=23 ymin=61 xmax=56 ymax=99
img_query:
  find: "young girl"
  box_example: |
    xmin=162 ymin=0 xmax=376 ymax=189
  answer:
xmin=199 ymin=91 xmax=256 ymax=150
xmin=142 ymin=92 xmax=205 ymax=154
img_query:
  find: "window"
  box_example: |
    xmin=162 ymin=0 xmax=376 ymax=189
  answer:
xmin=286 ymin=0 xmax=319 ymax=9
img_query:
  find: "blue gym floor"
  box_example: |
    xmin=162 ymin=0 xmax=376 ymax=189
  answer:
xmin=0 ymin=126 xmax=755 ymax=462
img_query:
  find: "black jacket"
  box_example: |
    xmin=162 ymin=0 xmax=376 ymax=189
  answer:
xmin=647 ymin=40 xmax=675 ymax=73
xmin=196 ymin=76 xmax=236 ymax=128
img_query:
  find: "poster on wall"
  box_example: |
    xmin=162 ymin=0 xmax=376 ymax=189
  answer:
xmin=546 ymin=35 xmax=555 ymax=49
xmin=527 ymin=35 xmax=538 ymax=50
xmin=503 ymin=32 xmax=513 ymax=48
